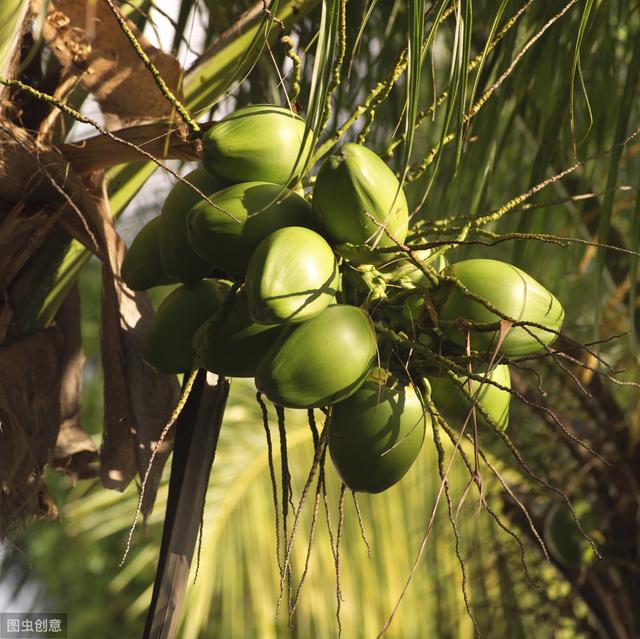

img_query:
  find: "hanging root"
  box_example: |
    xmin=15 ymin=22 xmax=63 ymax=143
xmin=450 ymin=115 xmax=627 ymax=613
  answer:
xmin=321 ymin=452 xmax=338 ymax=564
xmin=352 ymin=491 xmax=372 ymax=558
xmin=276 ymin=404 xmax=294 ymax=616
xmin=277 ymin=427 xmax=328 ymax=619
xmin=507 ymin=360 xmax=548 ymax=397
xmin=276 ymin=405 xmax=296 ymax=516
xmin=307 ymin=408 xmax=320 ymax=449
xmin=119 ymin=369 xmax=199 ymax=566
xmin=431 ymin=415 xmax=479 ymax=633
xmin=335 ymin=483 xmax=347 ymax=638
xmin=437 ymin=415 xmax=542 ymax=587
xmin=256 ymin=392 xmax=283 ymax=584
xmin=275 ymin=404 xmax=294 ymax=621
xmin=376 ymin=399 xmax=470 ymax=637
xmin=289 ymin=450 xmax=327 ymax=618
xmin=496 ymin=430 xmax=601 ymax=559
xmin=400 ymin=336 xmax=607 ymax=464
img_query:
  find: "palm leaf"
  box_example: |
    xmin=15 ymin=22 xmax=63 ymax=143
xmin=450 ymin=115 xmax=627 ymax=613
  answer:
xmin=594 ymin=26 xmax=640 ymax=333
xmin=0 ymin=0 xmax=29 ymax=79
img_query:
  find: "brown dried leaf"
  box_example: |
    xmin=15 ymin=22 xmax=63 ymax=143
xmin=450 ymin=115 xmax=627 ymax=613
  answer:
xmin=53 ymin=420 xmax=99 ymax=479
xmin=88 ymin=174 xmax=179 ymax=514
xmin=0 ymin=290 xmax=82 ymax=535
xmin=60 ymin=121 xmax=204 ymax=174
xmin=0 ymin=124 xmax=178 ymax=516
xmin=41 ymin=0 xmax=183 ymax=127
xmin=51 ymin=285 xmax=98 ymax=480
xmin=0 ymin=121 xmax=103 ymax=258
xmin=0 ymin=328 xmax=61 ymax=534
xmin=0 ymin=203 xmax=59 ymax=289
xmin=0 ymin=122 xmax=56 ymax=205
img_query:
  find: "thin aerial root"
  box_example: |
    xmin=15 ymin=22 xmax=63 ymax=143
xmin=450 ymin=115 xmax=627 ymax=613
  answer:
xmin=256 ymin=392 xmax=283 ymax=583
xmin=278 ymin=430 xmax=328 ymax=613
xmin=477 ymin=447 xmax=548 ymax=570
xmin=438 ymin=417 xmax=542 ymax=586
xmin=507 ymin=360 xmax=548 ymax=397
xmin=276 ymin=405 xmax=296 ymax=516
xmin=335 ymin=483 xmax=347 ymax=637
xmin=120 ymin=369 xmax=199 ymax=566
xmin=432 ymin=417 xmax=479 ymax=633
xmin=502 ymin=356 xmax=606 ymax=463
xmin=275 ymin=404 xmax=294 ymax=614
xmin=377 ymin=405 xmax=464 ymax=637
xmin=289 ymin=467 xmax=325 ymax=620
xmin=521 ymin=325 xmax=592 ymax=398
xmin=498 ymin=430 xmax=601 ymax=559
xmin=404 ymin=337 xmax=607 ymax=464
xmin=308 ymin=408 xmax=320 ymax=450
xmin=321 ymin=450 xmax=338 ymax=564
xmin=352 ymin=491 xmax=372 ymax=558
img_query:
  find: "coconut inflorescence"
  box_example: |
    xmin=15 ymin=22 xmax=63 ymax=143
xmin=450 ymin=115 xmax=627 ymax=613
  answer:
xmin=121 ymin=102 xmax=565 ymax=495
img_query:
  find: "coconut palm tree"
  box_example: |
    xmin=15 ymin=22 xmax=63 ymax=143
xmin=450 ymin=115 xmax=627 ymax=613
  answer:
xmin=0 ymin=1 xmax=638 ymax=638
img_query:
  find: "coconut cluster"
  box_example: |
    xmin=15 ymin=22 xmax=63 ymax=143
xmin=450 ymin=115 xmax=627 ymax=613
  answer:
xmin=122 ymin=104 xmax=565 ymax=494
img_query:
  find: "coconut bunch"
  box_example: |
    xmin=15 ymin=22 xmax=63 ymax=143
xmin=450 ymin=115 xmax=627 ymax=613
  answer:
xmin=122 ymin=103 xmax=565 ymax=495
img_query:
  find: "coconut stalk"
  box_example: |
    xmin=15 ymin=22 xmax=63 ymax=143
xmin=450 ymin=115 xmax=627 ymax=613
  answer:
xmin=143 ymin=370 xmax=230 ymax=639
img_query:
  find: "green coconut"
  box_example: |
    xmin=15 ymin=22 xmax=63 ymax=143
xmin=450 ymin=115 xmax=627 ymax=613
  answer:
xmin=159 ymin=168 xmax=227 ymax=284
xmin=312 ymin=143 xmax=409 ymax=263
xmin=142 ymin=280 xmax=225 ymax=374
xmin=202 ymin=105 xmax=312 ymax=184
xmin=429 ymin=364 xmax=511 ymax=432
xmin=194 ymin=290 xmax=284 ymax=378
xmin=121 ymin=217 xmax=176 ymax=291
xmin=186 ymin=181 xmax=314 ymax=276
xmin=245 ymin=227 xmax=339 ymax=324
xmin=255 ymin=304 xmax=377 ymax=408
xmin=435 ymin=259 xmax=565 ymax=356
xmin=329 ymin=378 xmax=428 ymax=493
